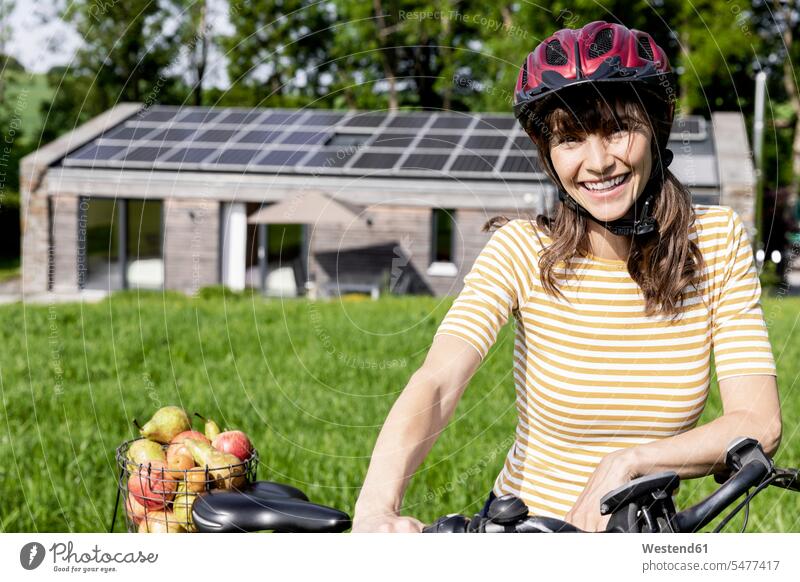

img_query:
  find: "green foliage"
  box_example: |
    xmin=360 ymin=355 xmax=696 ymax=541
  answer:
xmin=0 ymin=295 xmax=797 ymax=532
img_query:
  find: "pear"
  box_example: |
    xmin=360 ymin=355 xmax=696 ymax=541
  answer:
xmin=138 ymin=510 xmax=185 ymax=533
xmin=183 ymin=438 xmax=246 ymax=490
xmin=136 ymin=406 xmax=190 ymax=444
xmin=183 ymin=467 xmax=211 ymax=493
xmin=126 ymin=439 xmax=166 ymax=470
xmin=171 ymin=492 xmax=196 ymax=532
xmin=205 ymin=419 xmax=221 ymax=441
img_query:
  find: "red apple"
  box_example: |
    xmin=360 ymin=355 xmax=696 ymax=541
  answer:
xmin=125 ymin=493 xmax=147 ymax=525
xmin=128 ymin=460 xmax=177 ymax=509
xmin=211 ymin=431 xmax=253 ymax=462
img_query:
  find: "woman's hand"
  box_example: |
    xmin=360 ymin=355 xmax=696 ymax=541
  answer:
xmin=564 ymin=448 xmax=640 ymax=532
xmin=351 ymin=512 xmax=425 ymax=533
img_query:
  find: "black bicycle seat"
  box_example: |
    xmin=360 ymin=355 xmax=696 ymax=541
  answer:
xmin=192 ymin=488 xmax=351 ymax=533
xmin=239 ymin=480 xmax=310 ymax=502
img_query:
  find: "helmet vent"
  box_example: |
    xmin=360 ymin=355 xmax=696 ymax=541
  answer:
xmin=588 ymin=28 xmax=614 ymax=59
xmin=545 ymin=39 xmax=568 ymax=66
xmin=521 ymin=61 xmax=528 ymax=87
xmin=637 ymin=36 xmax=654 ymax=61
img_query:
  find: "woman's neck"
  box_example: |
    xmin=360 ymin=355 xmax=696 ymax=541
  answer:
xmin=586 ymin=222 xmax=632 ymax=261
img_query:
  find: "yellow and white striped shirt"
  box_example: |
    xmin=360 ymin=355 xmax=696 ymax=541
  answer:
xmin=433 ymin=204 xmax=777 ymax=519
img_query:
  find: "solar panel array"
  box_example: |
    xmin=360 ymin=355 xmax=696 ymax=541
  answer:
xmin=59 ymin=106 xmax=713 ymax=182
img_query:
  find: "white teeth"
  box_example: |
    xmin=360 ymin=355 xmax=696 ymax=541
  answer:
xmin=583 ymin=174 xmax=628 ymax=191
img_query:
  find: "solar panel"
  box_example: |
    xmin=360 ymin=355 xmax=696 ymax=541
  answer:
xmin=512 ymin=135 xmax=536 ymax=151
xmin=262 ymin=111 xmax=305 ymax=125
xmin=303 ymin=112 xmax=345 ymax=127
xmin=372 ymin=133 xmax=416 ymax=148
xmin=351 ymin=152 xmax=402 ymax=169
xmin=387 ymin=115 xmax=428 ymax=128
xmin=101 ymin=124 xmax=157 ymax=140
xmin=475 ymin=116 xmax=517 ymax=130
xmin=302 ymin=149 xmax=357 ymax=168
xmin=344 ymin=114 xmax=386 ymax=127
xmin=501 ymin=155 xmax=539 ymax=173
xmin=163 ymin=147 xmax=217 ymax=163
xmin=148 ymin=128 xmax=198 ymax=142
xmin=194 ymin=128 xmax=239 ymax=142
xmin=237 ymin=129 xmax=284 ymax=144
xmin=137 ymin=108 xmax=181 ymax=123
xmin=279 ymin=131 xmax=329 ymax=145
xmin=416 ymin=134 xmax=462 ymax=148
xmin=464 ymin=134 xmax=507 ymax=150
xmin=217 ymin=111 xmax=265 ymax=125
xmin=401 ymin=154 xmax=449 ymax=171
xmin=210 ymin=148 xmax=263 ymax=165
xmin=325 ymin=134 xmax=369 ymax=146
xmin=450 ymin=154 xmax=497 ymax=172
xmin=256 ymin=150 xmax=307 ymax=166
xmin=69 ymin=144 xmax=127 ymax=161
xmin=179 ymin=109 xmax=222 ymax=123
xmin=431 ymin=116 xmax=473 ymax=129
xmin=123 ymin=146 xmax=169 ymax=162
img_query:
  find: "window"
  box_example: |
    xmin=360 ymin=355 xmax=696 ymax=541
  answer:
xmin=80 ymin=197 xmax=163 ymax=290
xmin=431 ymin=208 xmax=455 ymax=264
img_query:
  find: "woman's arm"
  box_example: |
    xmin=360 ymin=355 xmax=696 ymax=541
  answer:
xmin=626 ymin=374 xmax=782 ymax=477
xmin=351 ymin=334 xmax=482 ymax=532
xmin=566 ymin=374 xmax=781 ymax=531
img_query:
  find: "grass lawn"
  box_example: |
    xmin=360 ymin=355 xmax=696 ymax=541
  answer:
xmin=0 ymin=292 xmax=798 ymax=533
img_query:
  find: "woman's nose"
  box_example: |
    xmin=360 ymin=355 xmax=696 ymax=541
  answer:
xmin=583 ymin=135 xmax=615 ymax=178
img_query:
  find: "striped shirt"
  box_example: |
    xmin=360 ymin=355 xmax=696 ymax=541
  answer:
xmin=433 ymin=204 xmax=777 ymax=519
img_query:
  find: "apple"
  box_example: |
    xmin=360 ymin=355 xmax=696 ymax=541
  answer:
xmin=125 ymin=493 xmax=147 ymax=525
xmin=128 ymin=460 xmax=177 ymax=509
xmin=211 ymin=431 xmax=253 ymax=462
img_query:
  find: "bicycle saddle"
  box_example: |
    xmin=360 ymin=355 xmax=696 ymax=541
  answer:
xmin=191 ymin=480 xmax=351 ymax=533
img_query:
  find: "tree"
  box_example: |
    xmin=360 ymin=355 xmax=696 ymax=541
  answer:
xmin=41 ymin=0 xmax=184 ymax=142
xmin=220 ymin=0 xmax=337 ymax=107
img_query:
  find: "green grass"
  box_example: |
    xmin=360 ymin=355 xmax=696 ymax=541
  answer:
xmin=0 ymin=293 xmax=798 ymax=533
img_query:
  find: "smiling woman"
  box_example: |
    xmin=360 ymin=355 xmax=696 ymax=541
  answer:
xmin=352 ymin=20 xmax=781 ymax=534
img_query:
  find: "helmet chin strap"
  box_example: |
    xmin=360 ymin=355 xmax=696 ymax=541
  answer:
xmin=556 ymin=148 xmax=673 ymax=237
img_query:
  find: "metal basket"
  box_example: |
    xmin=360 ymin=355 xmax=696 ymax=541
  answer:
xmin=112 ymin=437 xmax=259 ymax=533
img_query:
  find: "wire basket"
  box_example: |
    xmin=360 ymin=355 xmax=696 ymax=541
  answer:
xmin=113 ymin=437 xmax=259 ymax=533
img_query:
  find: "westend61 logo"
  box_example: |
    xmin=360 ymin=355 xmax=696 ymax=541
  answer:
xmin=20 ymin=541 xmax=158 ymax=574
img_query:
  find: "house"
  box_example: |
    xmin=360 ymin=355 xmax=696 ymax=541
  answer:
xmin=19 ymin=104 xmax=752 ymax=298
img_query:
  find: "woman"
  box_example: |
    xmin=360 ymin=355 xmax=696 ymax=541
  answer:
xmin=352 ymin=21 xmax=781 ymax=533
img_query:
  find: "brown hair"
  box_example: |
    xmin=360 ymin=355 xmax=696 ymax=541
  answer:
xmin=486 ymin=84 xmax=706 ymax=322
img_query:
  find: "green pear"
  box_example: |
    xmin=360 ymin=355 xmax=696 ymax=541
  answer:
xmin=204 ymin=418 xmax=221 ymax=441
xmin=183 ymin=438 xmax=246 ymax=489
xmin=126 ymin=439 xmax=166 ymax=471
xmin=172 ymin=492 xmax=196 ymax=531
xmin=137 ymin=406 xmax=190 ymax=444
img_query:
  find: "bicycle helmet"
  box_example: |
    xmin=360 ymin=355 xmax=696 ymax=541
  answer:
xmin=513 ymin=21 xmax=677 ymax=236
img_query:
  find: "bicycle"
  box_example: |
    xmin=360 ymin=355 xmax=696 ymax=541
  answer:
xmin=422 ymin=437 xmax=799 ymax=533
xmin=188 ymin=437 xmax=797 ymax=533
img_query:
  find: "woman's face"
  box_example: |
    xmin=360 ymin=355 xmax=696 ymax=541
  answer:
xmin=547 ymin=102 xmax=653 ymax=222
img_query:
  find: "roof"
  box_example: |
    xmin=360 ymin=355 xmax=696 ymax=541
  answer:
xmin=49 ymin=105 xmax=718 ymax=186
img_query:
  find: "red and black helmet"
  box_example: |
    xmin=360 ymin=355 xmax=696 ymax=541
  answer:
xmin=513 ymin=21 xmax=677 ymax=132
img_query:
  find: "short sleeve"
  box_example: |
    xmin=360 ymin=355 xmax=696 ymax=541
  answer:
xmin=711 ymin=208 xmax=777 ymax=381
xmin=433 ymin=220 xmax=527 ymax=361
